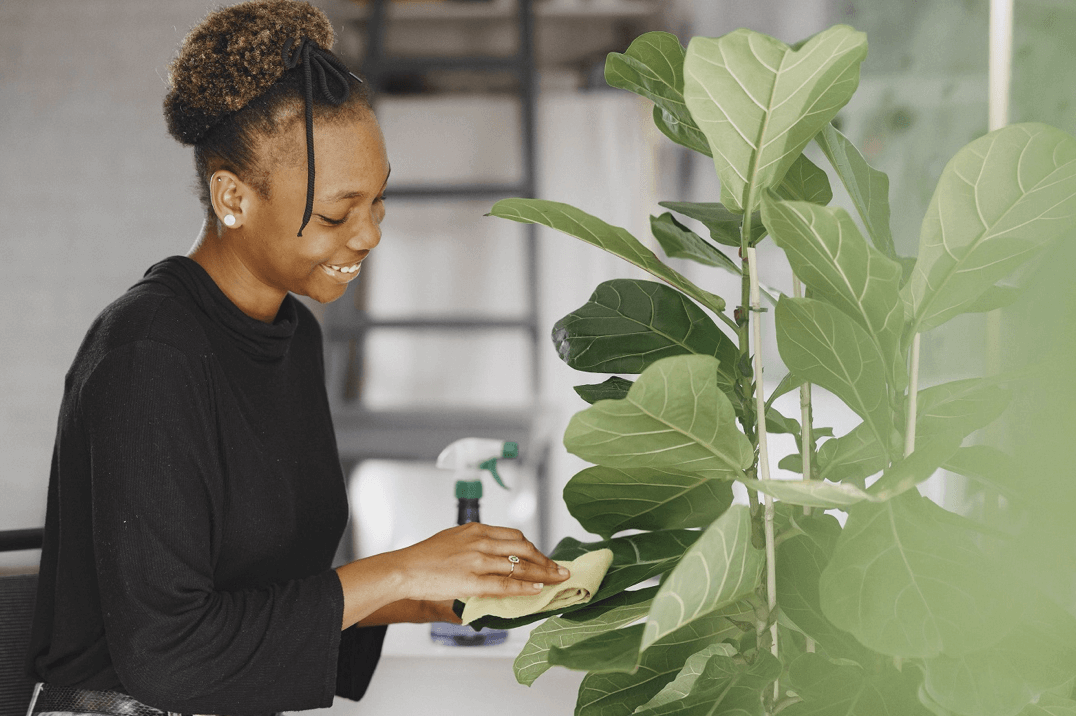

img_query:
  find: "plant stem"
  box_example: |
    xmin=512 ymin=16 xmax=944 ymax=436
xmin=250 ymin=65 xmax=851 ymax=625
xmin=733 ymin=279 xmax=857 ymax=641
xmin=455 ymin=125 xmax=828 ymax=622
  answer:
xmin=716 ymin=308 xmax=740 ymax=333
xmin=747 ymin=246 xmax=779 ymax=701
xmin=791 ymin=277 xmax=814 ymax=654
xmin=905 ymin=333 xmax=921 ymax=457
xmin=792 ymin=277 xmax=814 ymax=514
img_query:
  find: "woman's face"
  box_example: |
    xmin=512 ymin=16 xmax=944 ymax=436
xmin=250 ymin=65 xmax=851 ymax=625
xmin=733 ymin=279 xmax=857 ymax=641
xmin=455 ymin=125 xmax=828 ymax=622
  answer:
xmin=237 ymin=111 xmax=390 ymax=307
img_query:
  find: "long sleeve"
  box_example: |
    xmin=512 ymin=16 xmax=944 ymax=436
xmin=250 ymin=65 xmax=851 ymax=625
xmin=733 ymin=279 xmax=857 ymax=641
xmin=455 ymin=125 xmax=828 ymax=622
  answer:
xmin=82 ymin=339 xmax=344 ymax=715
xmin=336 ymin=625 xmax=387 ymax=701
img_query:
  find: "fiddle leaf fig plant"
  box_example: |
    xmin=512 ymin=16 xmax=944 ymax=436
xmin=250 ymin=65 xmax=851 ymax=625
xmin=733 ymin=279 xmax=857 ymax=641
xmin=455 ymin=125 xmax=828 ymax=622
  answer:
xmin=478 ymin=23 xmax=1076 ymax=716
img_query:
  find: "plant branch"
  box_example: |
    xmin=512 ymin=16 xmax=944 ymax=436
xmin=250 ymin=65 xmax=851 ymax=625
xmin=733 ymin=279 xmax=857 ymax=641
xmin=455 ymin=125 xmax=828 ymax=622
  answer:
xmin=792 ymin=277 xmax=815 ymax=514
xmin=792 ymin=277 xmax=817 ymax=656
xmin=747 ymin=246 xmax=779 ymax=702
xmin=905 ymin=332 xmax=921 ymax=457
xmin=716 ymin=307 xmax=740 ymax=333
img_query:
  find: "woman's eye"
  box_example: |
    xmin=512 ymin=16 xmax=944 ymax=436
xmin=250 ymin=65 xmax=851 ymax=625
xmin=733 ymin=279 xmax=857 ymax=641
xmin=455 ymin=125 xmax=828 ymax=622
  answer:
xmin=319 ymin=214 xmax=347 ymax=226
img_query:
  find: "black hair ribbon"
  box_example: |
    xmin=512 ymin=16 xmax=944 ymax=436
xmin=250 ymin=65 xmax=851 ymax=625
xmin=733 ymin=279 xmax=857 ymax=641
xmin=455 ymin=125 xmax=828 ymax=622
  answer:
xmin=282 ymin=37 xmax=364 ymax=237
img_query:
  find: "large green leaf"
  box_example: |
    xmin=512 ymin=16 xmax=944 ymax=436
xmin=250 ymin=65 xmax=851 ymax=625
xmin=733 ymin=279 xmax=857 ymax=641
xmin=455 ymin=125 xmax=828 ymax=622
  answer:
xmin=641 ymin=506 xmax=764 ymax=652
xmin=916 ymin=377 xmax=1012 ymax=443
xmin=604 ymin=32 xmax=712 ymax=157
xmin=551 ymin=279 xmax=737 ymax=382
xmin=816 ymin=421 xmax=888 ymax=484
xmin=819 ymin=491 xmax=1020 ymax=658
xmin=923 ymin=595 xmax=1076 ymax=716
xmin=631 ymin=643 xmax=739 ymax=712
xmin=783 ymin=653 xmax=931 ymax=716
xmin=632 ymin=651 xmax=781 ymax=716
xmin=963 ymin=284 xmax=1024 ymax=313
xmin=549 ymin=530 xmax=702 ymax=594
xmin=763 ymin=196 xmax=905 ymax=382
xmin=865 ymin=433 xmax=964 ymax=499
xmin=744 ymin=431 xmax=960 ymax=507
xmin=738 ymin=477 xmax=875 ymax=508
xmin=564 ymin=465 xmax=734 ymax=539
xmin=548 ymin=623 xmax=646 ymax=673
xmin=683 ymin=26 xmax=867 ymax=212
xmin=574 ymin=377 xmax=634 ymax=404
xmin=942 ymin=445 xmax=1023 ymax=502
xmin=776 ymin=517 xmax=876 ymax=665
xmin=651 ymin=212 xmax=740 ymax=272
xmin=1020 ymin=694 xmax=1076 ymax=716
xmin=653 ymin=105 xmax=713 ymax=156
xmin=906 ymin=123 xmax=1076 ymax=333
xmin=469 ymin=529 xmax=701 ymax=630
xmin=550 ymin=605 xmax=755 ymax=677
xmin=774 ymin=153 xmax=834 ymax=205
xmin=564 ymin=355 xmax=754 ymax=481
xmin=489 ymin=199 xmax=727 ymax=315
xmin=658 ymin=201 xmax=764 ymax=247
xmin=815 ymin=122 xmax=897 ymax=259
xmin=514 ymin=586 xmax=657 ymax=686
xmin=813 ymin=377 xmax=1011 ymax=486
xmin=775 ymin=297 xmax=893 ymax=455
xmin=574 ymin=612 xmax=749 ymax=716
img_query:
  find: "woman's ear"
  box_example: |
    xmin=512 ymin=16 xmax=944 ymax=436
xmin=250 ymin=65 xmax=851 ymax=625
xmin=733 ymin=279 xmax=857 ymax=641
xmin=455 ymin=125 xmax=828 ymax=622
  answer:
xmin=209 ymin=171 xmax=248 ymax=230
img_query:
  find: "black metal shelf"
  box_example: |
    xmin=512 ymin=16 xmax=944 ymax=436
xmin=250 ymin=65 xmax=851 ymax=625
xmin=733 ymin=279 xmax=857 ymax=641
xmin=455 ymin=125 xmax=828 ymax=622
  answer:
xmin=327 ymin=315 xmax=537 ymax=337
xmin=385 ymin=182 xmax=528 ymax=200
xmin=322 ymin=0 xmax=549 ymax=553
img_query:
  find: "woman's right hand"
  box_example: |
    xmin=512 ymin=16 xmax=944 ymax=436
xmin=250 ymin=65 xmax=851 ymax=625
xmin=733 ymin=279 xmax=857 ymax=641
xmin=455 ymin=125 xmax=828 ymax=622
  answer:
xmin=392 ymin=522 xmax=570 ymax=602
xmin=335 ymin=522 xmax=570 ymax=630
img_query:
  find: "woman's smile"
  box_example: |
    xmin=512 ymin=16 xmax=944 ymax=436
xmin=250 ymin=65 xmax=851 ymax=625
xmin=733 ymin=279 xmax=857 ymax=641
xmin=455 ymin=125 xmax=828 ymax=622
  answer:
xmin=320 ymin=261 xmax=364 ymax=281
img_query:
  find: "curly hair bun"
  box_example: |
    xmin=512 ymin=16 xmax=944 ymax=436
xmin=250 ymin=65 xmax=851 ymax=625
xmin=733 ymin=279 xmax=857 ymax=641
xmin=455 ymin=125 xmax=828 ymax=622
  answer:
xmin=164 ymin=0 xmax=336 ymax=145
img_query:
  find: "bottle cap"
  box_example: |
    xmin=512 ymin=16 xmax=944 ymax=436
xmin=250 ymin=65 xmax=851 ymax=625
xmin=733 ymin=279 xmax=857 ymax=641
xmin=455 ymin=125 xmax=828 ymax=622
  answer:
xmin=455 ymin=480 xmax=483 ymax=499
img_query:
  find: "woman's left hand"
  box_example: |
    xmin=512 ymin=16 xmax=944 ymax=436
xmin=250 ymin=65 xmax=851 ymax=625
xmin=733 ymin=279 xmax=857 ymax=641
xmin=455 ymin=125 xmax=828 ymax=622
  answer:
xmin=423 ymin=599 xmax=462 ymax=625
xmin=356 ymin=598 xmax=461 ymax=626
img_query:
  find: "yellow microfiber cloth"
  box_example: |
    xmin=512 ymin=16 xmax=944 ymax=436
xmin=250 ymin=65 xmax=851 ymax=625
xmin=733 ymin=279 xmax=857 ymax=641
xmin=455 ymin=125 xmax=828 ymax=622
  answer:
xmin=460 ymin=548 xmax=614 ymax=625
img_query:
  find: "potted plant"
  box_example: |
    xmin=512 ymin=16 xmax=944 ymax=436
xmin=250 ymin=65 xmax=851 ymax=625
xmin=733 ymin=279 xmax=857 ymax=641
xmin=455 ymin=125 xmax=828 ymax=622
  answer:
xmin=467 ymin=24 xmax=1076 ymax=716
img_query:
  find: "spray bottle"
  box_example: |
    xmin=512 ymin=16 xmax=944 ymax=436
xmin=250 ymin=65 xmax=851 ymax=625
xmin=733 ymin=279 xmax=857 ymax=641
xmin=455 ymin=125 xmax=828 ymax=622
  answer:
xmin=430 ymin=437 xmax=518 ymax=646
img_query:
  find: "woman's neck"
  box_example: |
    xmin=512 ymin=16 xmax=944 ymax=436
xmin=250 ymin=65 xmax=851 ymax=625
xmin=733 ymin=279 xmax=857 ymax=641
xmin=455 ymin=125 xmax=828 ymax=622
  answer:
xmin=187 ymin=219 xmax=285 ymax=323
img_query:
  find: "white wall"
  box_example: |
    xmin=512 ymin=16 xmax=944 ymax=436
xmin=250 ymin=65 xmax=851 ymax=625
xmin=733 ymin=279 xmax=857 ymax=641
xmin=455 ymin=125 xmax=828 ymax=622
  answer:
xmin=0 ymin=1 xmax=202 ymax=568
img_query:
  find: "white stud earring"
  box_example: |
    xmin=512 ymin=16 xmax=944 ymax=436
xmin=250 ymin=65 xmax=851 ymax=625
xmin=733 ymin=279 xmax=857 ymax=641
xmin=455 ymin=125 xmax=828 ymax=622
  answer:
xmin=223 ymin=214 xmax=236 ymax=227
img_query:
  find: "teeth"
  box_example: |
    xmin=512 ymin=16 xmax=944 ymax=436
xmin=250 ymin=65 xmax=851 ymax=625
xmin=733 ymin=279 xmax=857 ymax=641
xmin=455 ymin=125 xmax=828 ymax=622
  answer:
xmin=326 ymin=263 xmax=361 ymax=275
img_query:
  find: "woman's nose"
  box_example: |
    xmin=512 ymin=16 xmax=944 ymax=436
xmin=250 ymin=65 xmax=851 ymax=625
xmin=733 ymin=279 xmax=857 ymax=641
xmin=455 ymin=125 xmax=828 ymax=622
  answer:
xmin=347 ymin=217 xmax=381 ymax=251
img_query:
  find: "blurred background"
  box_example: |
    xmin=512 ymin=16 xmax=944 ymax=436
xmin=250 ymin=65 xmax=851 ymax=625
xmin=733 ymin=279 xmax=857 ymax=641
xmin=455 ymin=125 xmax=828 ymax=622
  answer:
xmin=1 ymin=0 xmax=1072 ymax=713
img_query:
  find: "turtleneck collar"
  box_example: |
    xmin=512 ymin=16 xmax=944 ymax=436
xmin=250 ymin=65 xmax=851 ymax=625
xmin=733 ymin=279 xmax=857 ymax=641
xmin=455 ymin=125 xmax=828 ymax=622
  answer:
xmin=136 ymin=256 xmax=298 ymax=361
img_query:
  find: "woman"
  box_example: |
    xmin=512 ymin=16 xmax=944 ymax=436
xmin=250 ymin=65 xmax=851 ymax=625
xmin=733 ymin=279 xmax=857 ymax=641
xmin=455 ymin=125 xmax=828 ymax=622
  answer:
xmin=25 ymin=1 xmax=568 ymax=714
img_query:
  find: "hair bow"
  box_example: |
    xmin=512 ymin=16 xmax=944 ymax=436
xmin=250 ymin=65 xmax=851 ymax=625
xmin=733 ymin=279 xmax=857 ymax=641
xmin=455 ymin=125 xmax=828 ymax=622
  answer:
xmin=281 ymin=37 xmax=364 ymax=237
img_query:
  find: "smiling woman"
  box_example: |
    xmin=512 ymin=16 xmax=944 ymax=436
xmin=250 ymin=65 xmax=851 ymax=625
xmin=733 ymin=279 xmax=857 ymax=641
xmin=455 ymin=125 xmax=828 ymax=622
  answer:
xmin=24 ymin=1 xmax=567 ymax=715
xmin=190 ymin=117 xmax=391 ymax=318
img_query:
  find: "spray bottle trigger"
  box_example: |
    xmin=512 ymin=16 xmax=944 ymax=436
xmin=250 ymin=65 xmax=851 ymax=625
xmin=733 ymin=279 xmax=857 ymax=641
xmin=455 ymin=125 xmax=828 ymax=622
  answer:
xmin=479 ymin=457 xmax=509 ymax=490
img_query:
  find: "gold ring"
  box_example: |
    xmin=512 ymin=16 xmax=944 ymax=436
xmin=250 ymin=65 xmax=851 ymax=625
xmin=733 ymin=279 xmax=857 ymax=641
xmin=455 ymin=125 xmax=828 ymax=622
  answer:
xmin=508 ymin=554 xmax=519 ymax=576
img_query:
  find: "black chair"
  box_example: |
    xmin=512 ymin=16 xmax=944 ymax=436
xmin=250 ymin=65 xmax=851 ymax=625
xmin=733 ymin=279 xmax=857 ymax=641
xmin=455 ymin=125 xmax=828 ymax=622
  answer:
xmin=0 ymin=529 xmax=42 ymax=716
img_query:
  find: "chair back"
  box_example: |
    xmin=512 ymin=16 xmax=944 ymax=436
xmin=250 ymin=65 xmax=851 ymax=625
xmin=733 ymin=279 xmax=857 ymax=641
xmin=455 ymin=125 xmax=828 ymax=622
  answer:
xmin=0 ymin=573 xmax=37 ymax=716
xmin=0 ymin=526 xmax=42 ymax=716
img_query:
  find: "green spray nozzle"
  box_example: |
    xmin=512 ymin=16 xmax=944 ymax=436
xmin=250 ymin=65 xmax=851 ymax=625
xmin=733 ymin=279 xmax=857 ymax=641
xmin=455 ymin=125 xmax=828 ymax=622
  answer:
xmin=437 ymin=438 xmax=518 ymax=495
xmin=479 ymin=457 xmax=508 ymax=489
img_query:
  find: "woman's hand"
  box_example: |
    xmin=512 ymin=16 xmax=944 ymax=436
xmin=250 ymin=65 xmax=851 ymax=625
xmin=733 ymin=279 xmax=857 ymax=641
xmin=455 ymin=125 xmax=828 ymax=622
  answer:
xmin=355 ymin=598 xmax=461 ymax=626
xmin=394 ymin=522 xmax=569 ymax=602
xmin=335 ymin=522 xmax=568 ymax=630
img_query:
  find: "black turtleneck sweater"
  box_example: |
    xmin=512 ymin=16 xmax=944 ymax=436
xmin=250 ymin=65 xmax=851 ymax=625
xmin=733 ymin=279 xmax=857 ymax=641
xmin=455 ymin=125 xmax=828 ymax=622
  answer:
xmin=27 ymin=257 xmax=386 ymax=715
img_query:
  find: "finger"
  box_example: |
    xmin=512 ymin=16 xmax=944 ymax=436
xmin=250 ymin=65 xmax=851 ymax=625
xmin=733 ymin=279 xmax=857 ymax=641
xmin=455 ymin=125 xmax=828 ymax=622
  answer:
xmin=482 ymin=535 xmax=560 ymax=571
xmin=478 ymin=552 xmax=569 ymax=585
xmin=466 ymin=523 xmax=525 ymax=541
xmin=471 ymin=574 xmax=547 ymax=599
